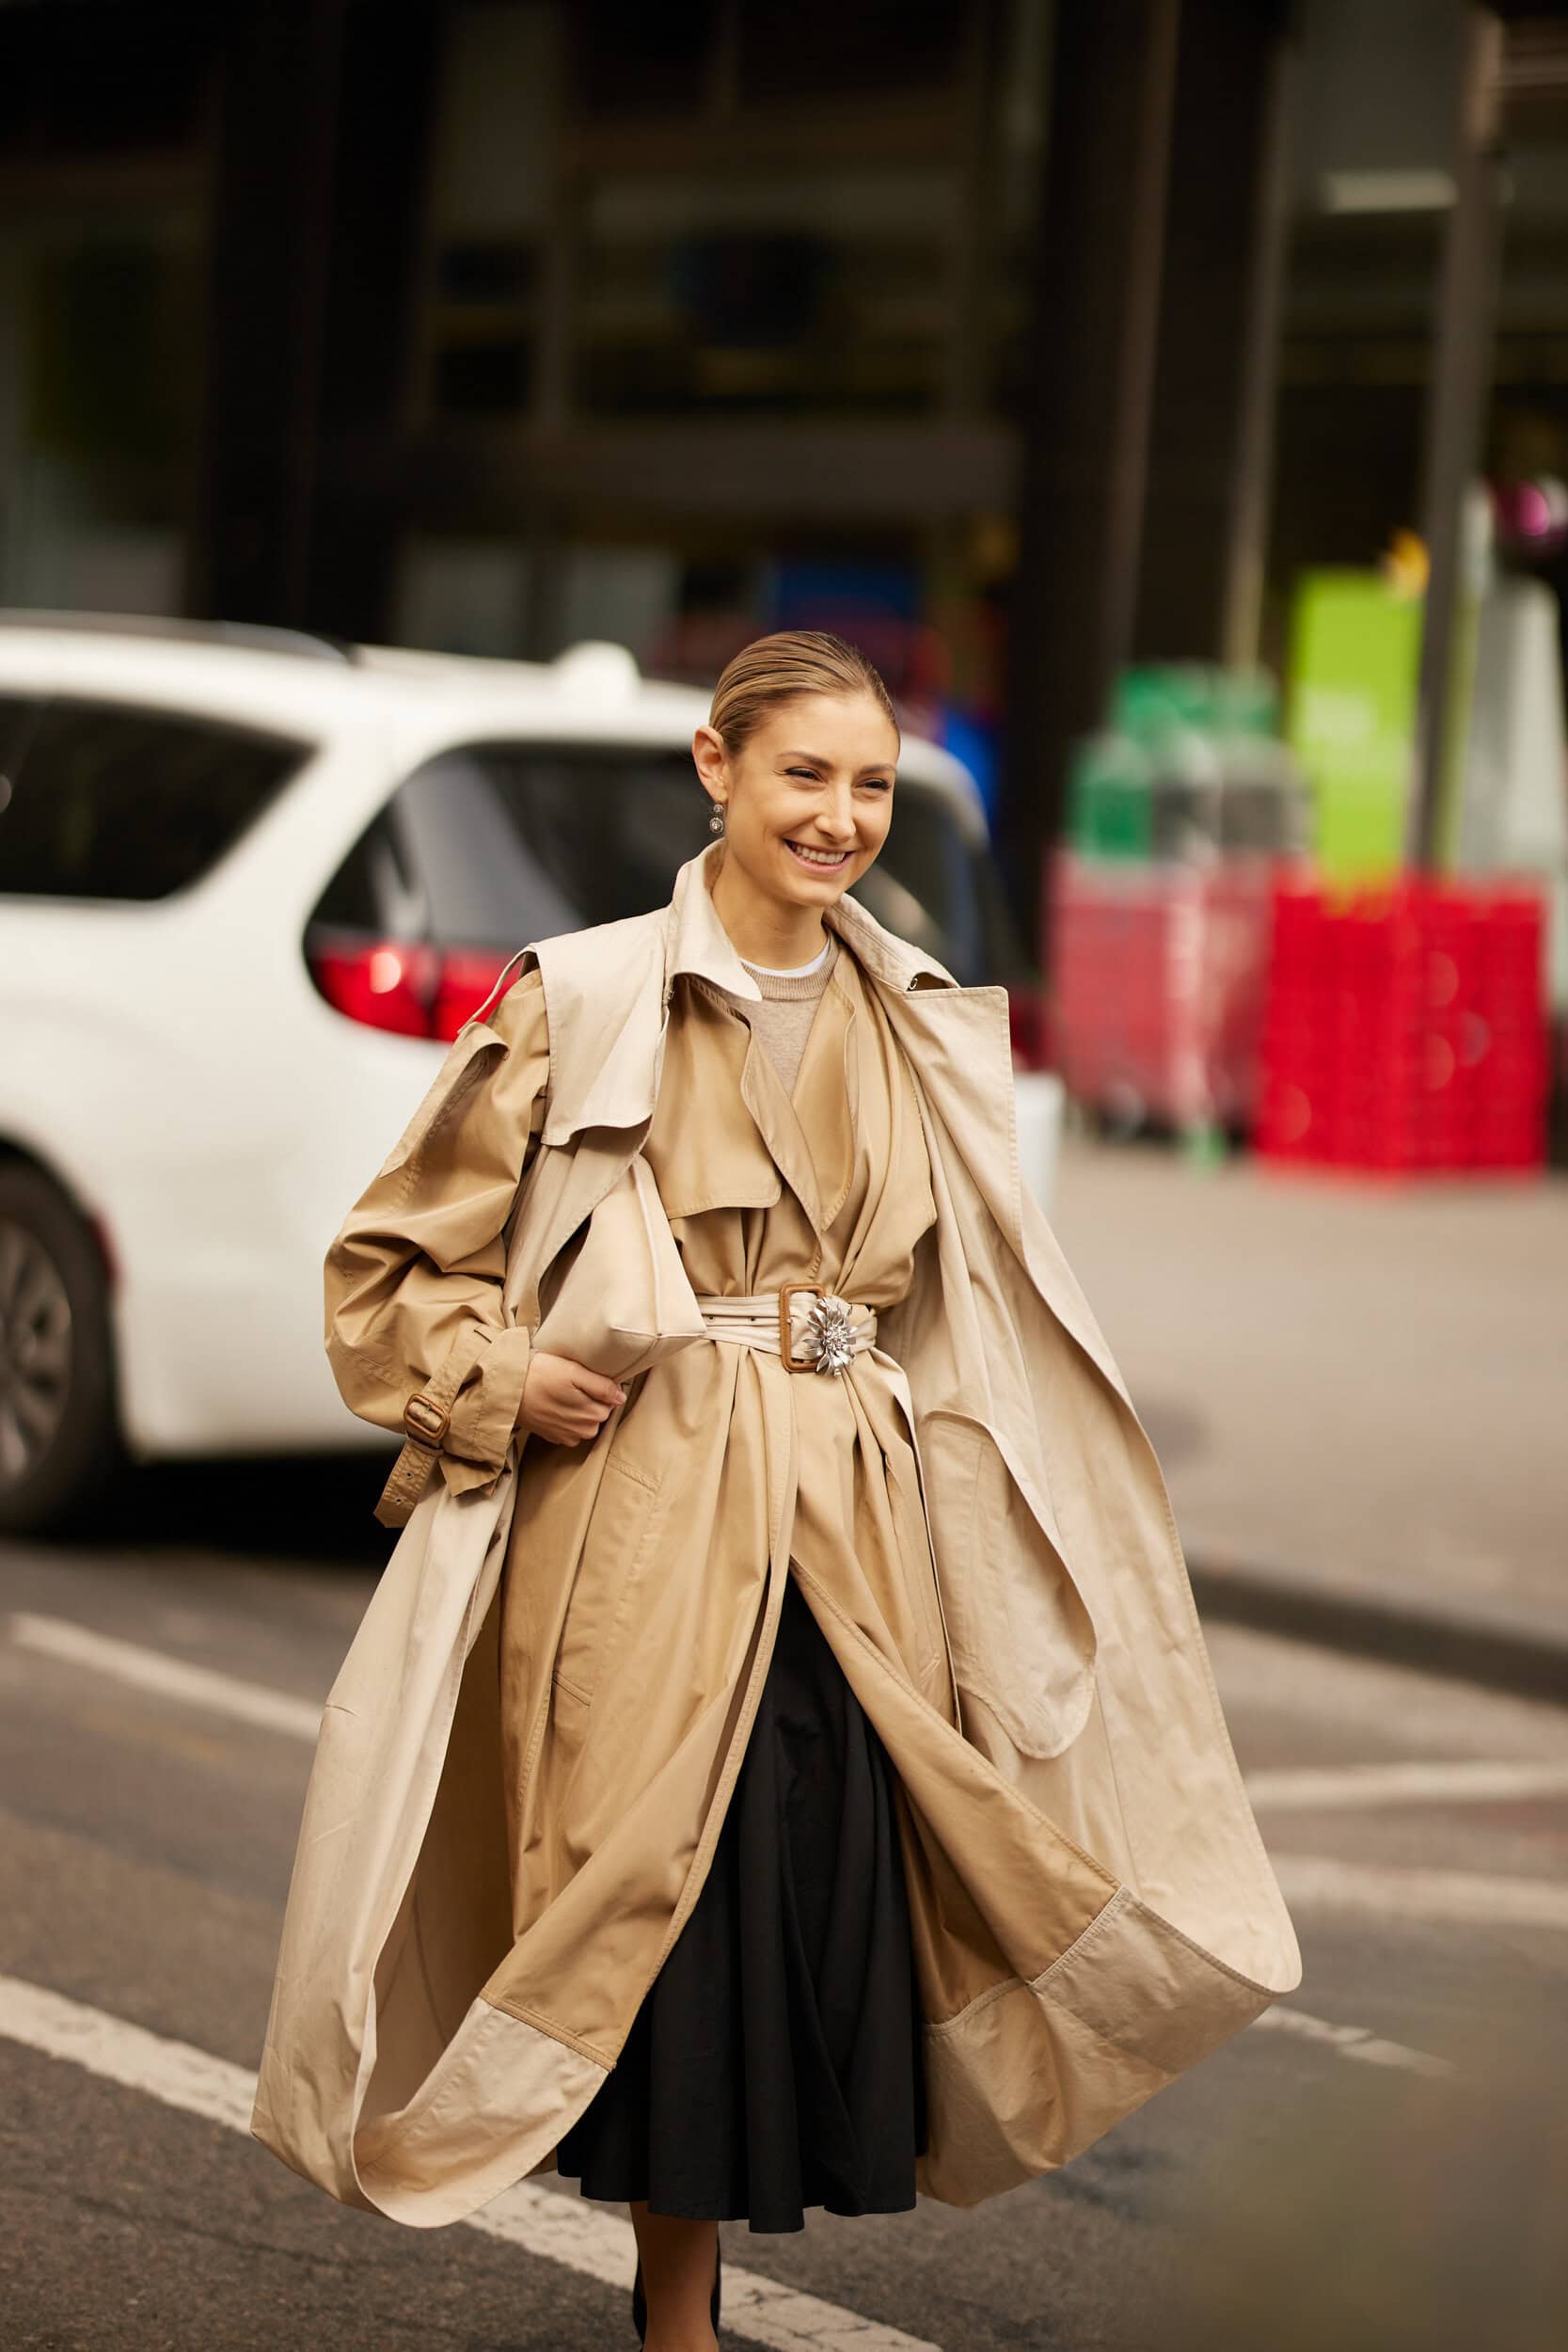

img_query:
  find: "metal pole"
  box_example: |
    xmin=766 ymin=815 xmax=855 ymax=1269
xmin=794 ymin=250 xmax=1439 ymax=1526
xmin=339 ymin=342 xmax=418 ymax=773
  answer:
xmin=1406 ymin=6 xmax=1504 ymax=873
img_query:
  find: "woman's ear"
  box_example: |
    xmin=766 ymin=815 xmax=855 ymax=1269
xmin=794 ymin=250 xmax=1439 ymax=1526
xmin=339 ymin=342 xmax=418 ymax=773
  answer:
xmin=691 ymin=723 xmax=727 ymax=796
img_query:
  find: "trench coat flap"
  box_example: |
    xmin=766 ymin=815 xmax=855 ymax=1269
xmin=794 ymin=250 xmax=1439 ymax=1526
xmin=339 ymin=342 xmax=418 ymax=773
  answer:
xmin=531 ymin=1152 xmax=707 ymax=1378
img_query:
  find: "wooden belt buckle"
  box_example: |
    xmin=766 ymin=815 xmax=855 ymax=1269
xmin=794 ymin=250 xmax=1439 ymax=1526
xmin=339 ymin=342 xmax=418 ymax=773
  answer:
xmin=778 ymin=1280 xmax=825 ymax=1372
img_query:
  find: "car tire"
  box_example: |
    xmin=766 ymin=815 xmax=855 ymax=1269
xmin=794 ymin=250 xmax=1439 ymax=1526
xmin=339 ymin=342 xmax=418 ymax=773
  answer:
xmin=0 ymin=1162 xmax=125 ymax=1536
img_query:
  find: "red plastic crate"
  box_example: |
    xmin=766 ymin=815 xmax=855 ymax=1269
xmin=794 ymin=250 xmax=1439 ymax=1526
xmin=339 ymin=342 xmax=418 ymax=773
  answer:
xmin=1047 ymin=849 xmax=1293 ymax=1128
xmin=1252 ymin=874 xmax=1550 ymax=1176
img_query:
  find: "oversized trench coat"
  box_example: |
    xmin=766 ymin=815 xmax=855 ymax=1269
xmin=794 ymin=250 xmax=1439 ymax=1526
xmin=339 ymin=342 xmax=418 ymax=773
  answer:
xmin=250 ymin=837 xmax=1303 ymax=2228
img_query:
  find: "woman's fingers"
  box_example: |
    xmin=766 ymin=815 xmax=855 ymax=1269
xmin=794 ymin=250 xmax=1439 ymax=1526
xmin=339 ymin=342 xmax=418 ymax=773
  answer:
xmin=515 ymin=1349 xmax=626 ymax=1444
xmin=534 ymin=1411 xmax=584 ymax=1445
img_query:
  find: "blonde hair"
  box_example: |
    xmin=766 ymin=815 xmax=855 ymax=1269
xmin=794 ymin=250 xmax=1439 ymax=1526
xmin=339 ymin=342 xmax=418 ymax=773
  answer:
xmin=707 ymin=629 xmax=900 ymax=757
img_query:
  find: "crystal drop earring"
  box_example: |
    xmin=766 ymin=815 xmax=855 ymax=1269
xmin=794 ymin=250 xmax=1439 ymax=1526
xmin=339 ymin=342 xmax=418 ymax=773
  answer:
xmin=708 ymin=801 xmax=725 ymax=834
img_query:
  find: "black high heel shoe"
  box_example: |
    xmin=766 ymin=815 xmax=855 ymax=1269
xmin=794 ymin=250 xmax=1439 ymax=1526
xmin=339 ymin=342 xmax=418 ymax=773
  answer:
xmin=630 ymin=2235 xmax=721 ymax=2342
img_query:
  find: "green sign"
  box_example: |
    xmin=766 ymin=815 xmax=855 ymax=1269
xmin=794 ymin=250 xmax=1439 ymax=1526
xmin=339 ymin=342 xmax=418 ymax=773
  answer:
xmin=1285 ymin=570 xmax=1422 ymax=883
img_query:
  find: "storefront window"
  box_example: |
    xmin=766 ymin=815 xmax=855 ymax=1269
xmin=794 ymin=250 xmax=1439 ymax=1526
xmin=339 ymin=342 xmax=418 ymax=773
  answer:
xmin=572 ymin=166 xmax=957 ymax=419
xmin=418 ymin=1 xmax=1046 ymax=429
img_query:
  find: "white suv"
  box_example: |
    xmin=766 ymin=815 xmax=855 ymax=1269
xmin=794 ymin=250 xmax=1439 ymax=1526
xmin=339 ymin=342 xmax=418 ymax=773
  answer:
xmin=0 ymin=612 xmax=1055 ymax=1534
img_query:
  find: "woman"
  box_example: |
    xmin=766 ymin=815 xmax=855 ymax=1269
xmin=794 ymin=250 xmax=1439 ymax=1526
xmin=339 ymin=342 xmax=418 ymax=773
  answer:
xmin=524 ymin=634 xmax=932 ymax=2344
xmin=251 ymin=632 xmax=1302 ymax=2347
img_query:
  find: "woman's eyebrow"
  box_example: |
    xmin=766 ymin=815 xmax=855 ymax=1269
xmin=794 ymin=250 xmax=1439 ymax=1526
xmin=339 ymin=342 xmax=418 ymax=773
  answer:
xmin=778 ymin=749 xmax=895 ymax=773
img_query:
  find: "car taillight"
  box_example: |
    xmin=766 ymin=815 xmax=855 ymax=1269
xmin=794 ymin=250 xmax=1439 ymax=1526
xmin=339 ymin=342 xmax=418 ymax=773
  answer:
xmin=432 ymin=946 xmax=520 ymax=1040
xmin=308 ymin=935 xmax=515 ymax=1041
xmin=1007 ymin=985 xmax=1055 ymax=1073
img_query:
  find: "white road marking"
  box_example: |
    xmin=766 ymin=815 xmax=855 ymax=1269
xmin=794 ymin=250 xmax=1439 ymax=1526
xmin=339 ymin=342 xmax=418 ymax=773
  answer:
xmin=7 ymin=1613 xmax=323 ymax=1744
xmin=0 ymin=1974 xmax=939 ymax=2352
xmin=1273 ymin=1853 xmax=1568 ymax=1932
xmin=465 ymin=2181 xmax=939 ymax=2351
xmin=1247 ymin=2002 xmax=1453 ymax=2076
xmin=0 ymin=1617 xmax=1509 ymax=2095
xmin=15 ymin=1612 xmax=1564 ymax=1825
xmin=1246 ymin=1757 xmax=1568 ymax=1810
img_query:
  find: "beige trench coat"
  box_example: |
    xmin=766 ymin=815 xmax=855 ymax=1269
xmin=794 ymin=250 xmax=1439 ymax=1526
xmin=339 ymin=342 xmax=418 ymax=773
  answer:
xmin=250 ymin=840 xmax=1302 ymax=2228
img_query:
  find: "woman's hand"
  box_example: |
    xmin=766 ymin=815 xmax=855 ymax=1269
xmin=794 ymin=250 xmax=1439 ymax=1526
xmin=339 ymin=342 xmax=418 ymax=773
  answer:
xmin=515 ymin=1350 xmax=627 ymax=1446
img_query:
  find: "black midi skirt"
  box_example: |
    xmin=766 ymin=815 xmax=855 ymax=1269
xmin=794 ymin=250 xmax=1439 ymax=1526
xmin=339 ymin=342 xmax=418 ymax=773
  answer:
xmin=553 ymin=1568 xmax=928 ymax=2233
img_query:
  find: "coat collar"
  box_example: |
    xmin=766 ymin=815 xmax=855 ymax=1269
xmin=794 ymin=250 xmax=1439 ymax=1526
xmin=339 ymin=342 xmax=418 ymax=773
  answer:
xmin=530 ymin=838 xmax=960 ymax=1147
xmin=665 ymin=838 xmax=959 ymax=1004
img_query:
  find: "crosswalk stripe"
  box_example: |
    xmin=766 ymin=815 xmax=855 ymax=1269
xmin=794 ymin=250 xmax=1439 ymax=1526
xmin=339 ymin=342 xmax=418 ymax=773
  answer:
xmin=13 ymin=1611 xmax=1562 ymax=1826
xmin=0 ymin=1616 xmax=1481 ymax=2096
xmin=8 ymin=1612 xmax=322 ymax=1743
xmin=1245 ymin=1757 xmax=1568 ymax=1810
xmin=1273 ymin=1852 xmax=1568 ymax=1932
xmin=0 ymin=1973 xmax=940 ymax=2352
xmin=1248 ymin=2001 xmax=1452 ymax=2075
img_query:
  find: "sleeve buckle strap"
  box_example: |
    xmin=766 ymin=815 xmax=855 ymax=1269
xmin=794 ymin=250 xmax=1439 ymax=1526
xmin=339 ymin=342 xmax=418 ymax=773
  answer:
xmin=402 ymin=1391 xmax=451 ymax=1448
xmin=372 ymin=1323 xmax=499 ymax=1531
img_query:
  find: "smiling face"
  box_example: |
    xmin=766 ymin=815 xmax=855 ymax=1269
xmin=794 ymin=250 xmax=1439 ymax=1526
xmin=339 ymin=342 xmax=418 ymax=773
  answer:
xmin=692 ymin=691 xmax=898 ymax=952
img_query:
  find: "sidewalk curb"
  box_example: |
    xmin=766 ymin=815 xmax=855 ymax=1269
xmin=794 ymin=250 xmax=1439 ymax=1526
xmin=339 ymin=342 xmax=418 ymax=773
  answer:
xmin=1188 ymin=1556 xmax=1568 ymax=1708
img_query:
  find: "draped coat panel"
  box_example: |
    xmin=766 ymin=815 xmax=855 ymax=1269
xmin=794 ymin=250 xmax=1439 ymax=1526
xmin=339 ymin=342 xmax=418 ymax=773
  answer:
xmin=250 ymin=840 xmax=1303 ymax=2228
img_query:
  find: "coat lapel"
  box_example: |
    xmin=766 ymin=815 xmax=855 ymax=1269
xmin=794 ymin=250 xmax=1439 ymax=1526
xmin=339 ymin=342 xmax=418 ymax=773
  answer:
xmin=521 ymin=847 xmax=747 ymax=1147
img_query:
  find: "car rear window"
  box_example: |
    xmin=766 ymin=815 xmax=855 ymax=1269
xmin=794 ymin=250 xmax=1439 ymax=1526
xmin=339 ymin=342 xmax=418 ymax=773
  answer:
xmin=313 ymin=739 xmax=1029 ymax=988
xmin=0 ymin=696 xmax=308 ymax=900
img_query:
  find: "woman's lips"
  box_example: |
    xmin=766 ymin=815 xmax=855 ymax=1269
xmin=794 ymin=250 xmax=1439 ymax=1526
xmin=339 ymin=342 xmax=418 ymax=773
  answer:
xmin=784 ymin=839 xmax=850 ymax=868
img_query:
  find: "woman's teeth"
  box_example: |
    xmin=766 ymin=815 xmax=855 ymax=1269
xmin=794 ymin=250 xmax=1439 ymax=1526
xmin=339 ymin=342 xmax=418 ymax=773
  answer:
xmin=785 ymin=840 xmax=848 ymax=867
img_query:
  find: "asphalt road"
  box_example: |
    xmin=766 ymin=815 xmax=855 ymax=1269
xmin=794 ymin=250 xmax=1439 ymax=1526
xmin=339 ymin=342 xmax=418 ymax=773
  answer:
xmin=3 ymin=1449 xmax=1566 ymax=2352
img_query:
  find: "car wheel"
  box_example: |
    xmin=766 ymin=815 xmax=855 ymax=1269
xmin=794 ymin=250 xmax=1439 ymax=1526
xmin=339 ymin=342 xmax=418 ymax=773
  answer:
xmin=0 ymin=1163 xmax=124 ymax=1535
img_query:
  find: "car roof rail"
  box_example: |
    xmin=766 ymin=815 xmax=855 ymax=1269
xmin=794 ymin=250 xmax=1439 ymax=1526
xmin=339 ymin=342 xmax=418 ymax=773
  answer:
xmin=0 ymin=610 xmax=353 ymax=662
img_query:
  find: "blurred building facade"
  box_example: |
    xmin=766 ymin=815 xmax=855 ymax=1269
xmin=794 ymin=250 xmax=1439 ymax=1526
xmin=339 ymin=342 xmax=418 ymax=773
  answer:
xmin=2 ymin=0 xmax=1566 ymax=947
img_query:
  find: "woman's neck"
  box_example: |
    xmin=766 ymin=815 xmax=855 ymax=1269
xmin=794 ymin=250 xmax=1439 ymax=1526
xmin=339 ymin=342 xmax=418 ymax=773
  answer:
xmin=707 ymin=851 xmax=832 ymax=968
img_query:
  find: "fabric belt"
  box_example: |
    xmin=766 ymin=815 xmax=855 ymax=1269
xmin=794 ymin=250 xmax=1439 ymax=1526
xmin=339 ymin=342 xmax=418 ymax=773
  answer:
xmin=693 ymin=1284 xmax=878 ymax=1375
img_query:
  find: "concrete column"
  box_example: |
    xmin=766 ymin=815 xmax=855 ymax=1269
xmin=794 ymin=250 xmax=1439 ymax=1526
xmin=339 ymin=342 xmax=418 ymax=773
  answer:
xmin=1133 ymin=0 xmax=1292 ymax=666
xmin=191 ymin=0 xmax=344 ymax=627
xmin=193 ymin=0 xmax=440 ymax=637
xmin=996 ymin=0 xmax=1179 ymax=954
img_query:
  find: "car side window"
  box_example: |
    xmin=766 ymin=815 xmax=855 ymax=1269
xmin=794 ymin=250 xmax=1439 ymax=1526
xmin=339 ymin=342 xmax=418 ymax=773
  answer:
xmin=0 ymin=694 xmax=39 ymax=762
xmin=309 ymin=736 xmax=1026 ymax=990
xmin=310 ymin=804 xmax=428 ymax=936
xmin=0 ymin=697 xmax=307 ymax=900
xmin=474 ymin=744 xmax=700 ymax=927
xmin=316 ymin=743 xmax=696 ymax=944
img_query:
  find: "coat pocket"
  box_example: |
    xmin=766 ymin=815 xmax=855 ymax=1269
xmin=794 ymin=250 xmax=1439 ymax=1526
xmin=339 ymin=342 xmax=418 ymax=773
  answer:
xmin=917 ymin=1409 xmax=1097 ymax=1760
xmin=549 ymin=1452 xmax=662 ymax=1715
xmin=878 ymin=1426 xmax=950 ymax=1692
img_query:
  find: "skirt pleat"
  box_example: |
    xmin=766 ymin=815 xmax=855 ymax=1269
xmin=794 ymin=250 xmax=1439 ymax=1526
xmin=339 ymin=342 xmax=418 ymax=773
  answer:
xmin=552 ymin=1569 xmax=928 ymax=2233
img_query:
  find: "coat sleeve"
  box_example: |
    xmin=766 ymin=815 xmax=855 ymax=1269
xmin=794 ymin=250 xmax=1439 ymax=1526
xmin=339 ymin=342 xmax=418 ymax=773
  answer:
xmin=323 ymin=965 xmax=550 ymax=1503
